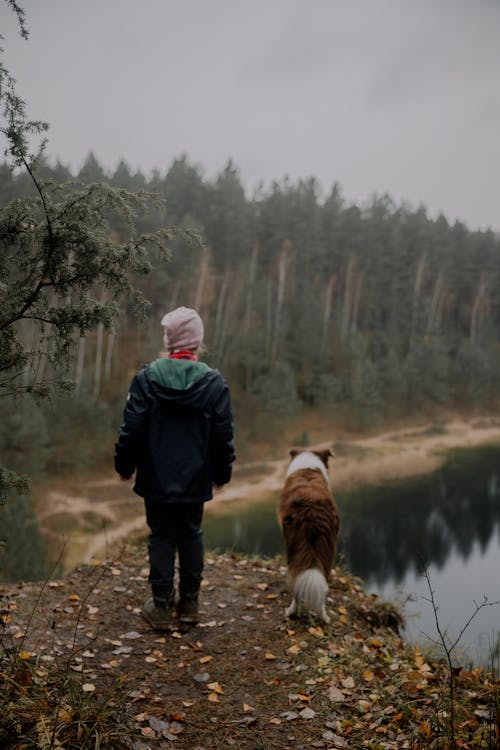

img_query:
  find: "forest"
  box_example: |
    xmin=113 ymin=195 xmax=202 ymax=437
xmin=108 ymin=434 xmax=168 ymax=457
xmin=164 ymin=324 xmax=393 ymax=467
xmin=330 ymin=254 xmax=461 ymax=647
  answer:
xmin=1 ymin=151 xmax=500 ymax=580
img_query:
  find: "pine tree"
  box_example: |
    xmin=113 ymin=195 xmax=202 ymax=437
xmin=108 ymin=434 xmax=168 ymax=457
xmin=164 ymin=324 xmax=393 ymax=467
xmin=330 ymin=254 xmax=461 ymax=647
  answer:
xmin=0 ymin=10 xmax=175 ymax=500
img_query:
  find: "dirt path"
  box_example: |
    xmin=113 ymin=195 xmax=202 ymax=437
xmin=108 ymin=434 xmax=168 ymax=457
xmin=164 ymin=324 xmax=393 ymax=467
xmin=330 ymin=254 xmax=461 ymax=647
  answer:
xmin=37 ymin=416 xmax=500 ymax=570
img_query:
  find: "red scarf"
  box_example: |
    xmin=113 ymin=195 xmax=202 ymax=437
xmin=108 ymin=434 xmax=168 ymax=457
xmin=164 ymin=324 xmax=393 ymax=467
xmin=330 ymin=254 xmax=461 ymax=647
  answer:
xmin=168 ymin=350 xmax=198 ymax=361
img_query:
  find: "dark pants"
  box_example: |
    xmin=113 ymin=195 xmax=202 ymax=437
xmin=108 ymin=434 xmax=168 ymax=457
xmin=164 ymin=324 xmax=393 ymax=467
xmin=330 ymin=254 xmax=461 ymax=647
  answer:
xmin=144 ymin=499 xmax=205 ymax=600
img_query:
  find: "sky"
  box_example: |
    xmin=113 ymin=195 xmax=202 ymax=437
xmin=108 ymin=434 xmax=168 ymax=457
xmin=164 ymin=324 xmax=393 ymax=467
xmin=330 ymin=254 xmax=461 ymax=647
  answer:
xmin=2 ymin=0 xmax=500 ymax=232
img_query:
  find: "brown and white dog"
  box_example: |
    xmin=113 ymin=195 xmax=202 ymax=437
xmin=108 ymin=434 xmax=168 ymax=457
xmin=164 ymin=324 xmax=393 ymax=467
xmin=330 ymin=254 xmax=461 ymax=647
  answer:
xmin=278 ymin=447 xmax=340 ymax=623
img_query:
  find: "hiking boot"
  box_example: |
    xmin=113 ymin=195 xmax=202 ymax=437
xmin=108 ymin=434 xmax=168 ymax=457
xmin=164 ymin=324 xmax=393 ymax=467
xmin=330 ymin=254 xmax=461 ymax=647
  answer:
xmin=142 ymin=596 xmax=174 ymax=631
xmin=177 ymin=592 xmax=199 ymax=624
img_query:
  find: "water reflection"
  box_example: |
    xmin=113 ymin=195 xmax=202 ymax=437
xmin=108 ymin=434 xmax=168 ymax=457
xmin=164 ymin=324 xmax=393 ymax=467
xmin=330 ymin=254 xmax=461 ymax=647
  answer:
xmin=340 ymin=446 xmax=500 ymax=587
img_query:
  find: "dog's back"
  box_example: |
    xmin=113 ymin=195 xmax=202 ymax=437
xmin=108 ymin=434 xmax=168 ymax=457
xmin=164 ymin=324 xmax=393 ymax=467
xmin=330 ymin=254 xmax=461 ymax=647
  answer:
xmin=279 ymin=449 xmax=340 ymax=622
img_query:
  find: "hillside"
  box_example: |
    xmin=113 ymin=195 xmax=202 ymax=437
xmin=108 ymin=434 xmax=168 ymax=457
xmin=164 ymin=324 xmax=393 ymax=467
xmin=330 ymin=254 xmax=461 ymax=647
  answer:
xmin=1 ymin=548 xmax=499 ymax=750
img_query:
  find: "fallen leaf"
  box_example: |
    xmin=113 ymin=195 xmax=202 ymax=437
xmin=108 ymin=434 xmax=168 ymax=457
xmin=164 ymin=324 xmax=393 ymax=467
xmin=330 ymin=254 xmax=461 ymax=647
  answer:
xmin=207 ymin=682 xmax=224 ymax=694
xmin=328 ymin=686 xmax=345 ymax=702
xmin=68 ymin=594 xmax=80 ymax=602
xmin=243 ymin=703 xmax=254 ymax=712
xmin=208 ymin=692 xmax=220 ymax=703
xmin=342 ymin=676 xmax=355 ymax=689
xmin=257 ymin=583 xmax=268 ymax=591
xmin=308 ymin=626 xmax=324 ymax=637
xmin=265 ymin=652 xmax=277 ymax=660
xmin=288 ymin=644 xmax=301 ymax=654
xmin=300 ymin=707 xmax=316 ymax=719
xmin=269 ymin=717 xmax=282 ymax=725
xmin=140 ymin=727 xmax=156 ymax=739
xmin=363 ymin=669 xmax=374 ymax=682
xmin=82 ymin=683 xmax=95 ymax=693
xmin=420 ymin=720 xmax=432 ymax=738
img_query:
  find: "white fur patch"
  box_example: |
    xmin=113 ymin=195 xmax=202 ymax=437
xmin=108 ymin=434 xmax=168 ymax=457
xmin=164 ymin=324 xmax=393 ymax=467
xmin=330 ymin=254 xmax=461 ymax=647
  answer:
xmin=286 ymin=451 xmax=330 ymax=485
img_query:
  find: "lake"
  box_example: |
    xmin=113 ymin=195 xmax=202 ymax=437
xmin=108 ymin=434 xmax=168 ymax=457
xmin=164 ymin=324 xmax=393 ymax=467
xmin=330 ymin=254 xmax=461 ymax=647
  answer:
xmin=203 ymin=443 xmax=500 ymax=666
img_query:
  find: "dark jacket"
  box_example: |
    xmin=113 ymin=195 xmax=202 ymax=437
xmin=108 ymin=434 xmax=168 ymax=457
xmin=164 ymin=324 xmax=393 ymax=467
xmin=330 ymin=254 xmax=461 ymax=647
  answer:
xmin=114 ymin=358 xmax=235 ymax=502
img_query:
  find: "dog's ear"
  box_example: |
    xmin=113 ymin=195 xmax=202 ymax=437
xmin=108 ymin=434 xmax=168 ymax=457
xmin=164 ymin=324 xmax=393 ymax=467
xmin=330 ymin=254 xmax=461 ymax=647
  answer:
xmin=289 ymin=447 xmax=301 ymax=459
xmin=317 ymin=447 xmax=335 ymax=466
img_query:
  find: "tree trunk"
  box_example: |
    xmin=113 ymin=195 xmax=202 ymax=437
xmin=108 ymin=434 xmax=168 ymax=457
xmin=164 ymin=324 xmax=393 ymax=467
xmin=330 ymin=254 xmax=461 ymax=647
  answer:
xmin=320 ymin=274 xmax=336 ymax=359
xmin=93 ymin=290 xmax=107 ymax=398
xmin=342 ymin=256 xmax=354 ymax=340
xmin=410 ymin=252 xmax=426 ymax=347
xmin=194 ymin=245 xmax=209 ymax=311
xmin=271 ymin=241 xmax=289 ymax=365
xmin=470 ymin=274 xmax=487 ymax=344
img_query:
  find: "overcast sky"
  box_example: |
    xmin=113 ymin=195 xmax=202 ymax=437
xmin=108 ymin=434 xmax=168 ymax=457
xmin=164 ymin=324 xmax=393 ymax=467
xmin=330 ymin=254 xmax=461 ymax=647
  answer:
xmin=2 ymin=0 xmax=500 ymax=231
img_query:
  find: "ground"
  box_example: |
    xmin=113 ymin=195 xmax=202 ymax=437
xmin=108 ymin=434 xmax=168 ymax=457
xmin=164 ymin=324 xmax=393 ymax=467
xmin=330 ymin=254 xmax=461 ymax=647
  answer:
xmin=1 ymin=548 xmax=499 ymax=750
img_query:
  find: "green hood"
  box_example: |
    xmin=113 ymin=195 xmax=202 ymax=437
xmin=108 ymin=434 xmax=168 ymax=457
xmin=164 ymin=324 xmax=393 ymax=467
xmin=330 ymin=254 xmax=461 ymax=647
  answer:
xmin=148 ymin=357 xmax=212 ymax=390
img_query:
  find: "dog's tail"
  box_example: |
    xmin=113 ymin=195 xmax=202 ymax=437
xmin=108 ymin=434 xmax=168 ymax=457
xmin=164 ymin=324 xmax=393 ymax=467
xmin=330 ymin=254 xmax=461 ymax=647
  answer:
xmin=292 ymin=568 xmax=328 ymax=617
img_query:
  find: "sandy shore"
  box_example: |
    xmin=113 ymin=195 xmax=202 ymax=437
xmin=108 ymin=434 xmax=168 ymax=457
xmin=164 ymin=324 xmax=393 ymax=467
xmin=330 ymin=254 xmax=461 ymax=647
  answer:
xmin=211 ymin=417 xmax=500 ymax=507
xmin=36 ymin=416 xmax=500 ymax=568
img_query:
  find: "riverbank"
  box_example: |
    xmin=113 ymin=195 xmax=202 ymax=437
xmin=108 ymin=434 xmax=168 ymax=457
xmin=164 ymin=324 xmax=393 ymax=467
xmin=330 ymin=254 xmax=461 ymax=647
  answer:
xmin=32 ymin=415 xmax=500 ymax=570
xmin=211 ymin=415 xmax=500 ymax=507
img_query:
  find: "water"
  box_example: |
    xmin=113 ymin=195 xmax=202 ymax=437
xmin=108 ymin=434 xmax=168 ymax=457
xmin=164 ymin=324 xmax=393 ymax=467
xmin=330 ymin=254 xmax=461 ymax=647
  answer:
xmin=203 ymin=444 xmax=500 ymax=665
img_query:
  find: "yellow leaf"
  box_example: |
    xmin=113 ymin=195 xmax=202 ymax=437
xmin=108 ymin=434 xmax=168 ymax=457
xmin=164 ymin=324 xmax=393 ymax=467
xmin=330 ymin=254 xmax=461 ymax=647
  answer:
xmin=414 ymin=647 xmax=424 ymax=668
xmin=257 ymin=583 xmax=268 ymax=591
xmin=363 ymin=669 xmax=374 ymax=682
xmin=339 ymin=615 xmax=348 ymax=624
xmin=208 ymin=692 xmax=220 ymax=703
xmin=243 ymin=704 xmax=254 ymax=712
xmin=266 ymin=594 xmax=277 ymax=600
xmin=297 ymin=693 xmax=310 ymax=702
xmin=308 ymin=626 xmax=324 ymax=637
xmin=420 ymin=720 xmax=432 ymax=738
xmin=288 ymin=644 xmax=300 ymax=654
xmin=269 ymin=717 xmax=282 ymax=725
xmin=337 ymin=605 xmax=347 ymax=614
xmin=199 ymin=655 xmax=213 ymax=664
xmin=19 ymin=651 xmax=31 ymax=660
xmin=207 ymin=681 xmax=224 ymax=694
xmin=182 ymin=701 xmax=194 ymax=707
xmin=68 ymin=594 xmax=80 ymax=602
xmin=370 ymin=638 xmax=383 ymax=648
xmin=265 ymin=652 xmax=277 ymax=660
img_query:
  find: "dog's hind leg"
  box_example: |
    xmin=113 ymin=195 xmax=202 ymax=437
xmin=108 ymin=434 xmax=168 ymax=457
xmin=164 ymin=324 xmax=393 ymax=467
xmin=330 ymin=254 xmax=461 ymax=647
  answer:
xmin=285 ymin=597 xmax=298 ymax=618
xmin=320 ymin=604 xmax=331 ymax=624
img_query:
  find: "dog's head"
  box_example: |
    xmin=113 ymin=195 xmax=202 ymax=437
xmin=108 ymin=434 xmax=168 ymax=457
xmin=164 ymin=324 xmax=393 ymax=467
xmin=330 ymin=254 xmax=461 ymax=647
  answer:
xmin=289 ymin=446 xmax=335 ymax=468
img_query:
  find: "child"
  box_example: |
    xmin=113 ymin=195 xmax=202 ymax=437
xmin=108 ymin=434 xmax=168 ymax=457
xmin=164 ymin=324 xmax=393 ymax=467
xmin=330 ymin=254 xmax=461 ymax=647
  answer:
xmin=115 ymin=306 xmax=235 ymax=629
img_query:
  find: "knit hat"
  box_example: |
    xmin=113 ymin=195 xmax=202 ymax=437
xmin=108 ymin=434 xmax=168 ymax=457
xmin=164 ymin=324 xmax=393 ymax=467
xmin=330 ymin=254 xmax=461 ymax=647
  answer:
xmin=161 ymin=307 xmax=204 ymax=352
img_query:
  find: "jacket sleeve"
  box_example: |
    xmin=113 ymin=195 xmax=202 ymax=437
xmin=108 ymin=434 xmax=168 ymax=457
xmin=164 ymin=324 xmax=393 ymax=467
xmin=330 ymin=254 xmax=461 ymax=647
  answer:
xmin=210 ymin=377 xmax=235 ymax=487
xmin=114 ymin=371 xmax=150 ymax=479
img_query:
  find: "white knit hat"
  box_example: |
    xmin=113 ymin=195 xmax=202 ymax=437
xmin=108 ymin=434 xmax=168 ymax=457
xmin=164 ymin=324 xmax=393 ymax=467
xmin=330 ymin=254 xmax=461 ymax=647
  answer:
xmin=161 ymin=307 xmax=204 ymax=352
